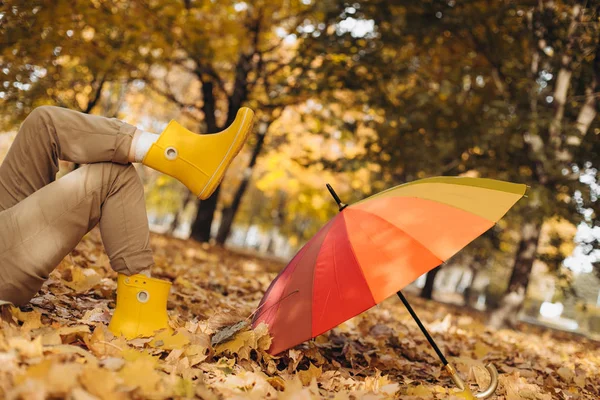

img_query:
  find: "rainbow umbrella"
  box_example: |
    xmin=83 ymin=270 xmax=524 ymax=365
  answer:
xmin=253 ymin=177 xmax=527 ymax=398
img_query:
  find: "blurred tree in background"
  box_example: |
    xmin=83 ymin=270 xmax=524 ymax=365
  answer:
xmin=1 ymin=0 xmax=599 ymax=328
xmin=291 ymin=0 xmax=599 ymax=325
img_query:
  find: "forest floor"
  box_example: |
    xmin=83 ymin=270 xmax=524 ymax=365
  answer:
xmin=0 ymin=230 xmax=598 ymax=399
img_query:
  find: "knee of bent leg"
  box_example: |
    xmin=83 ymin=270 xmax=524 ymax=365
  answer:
xmin=24 ymin=106 xmax=57 ymax=124
xmin=117 ymin=164 xmax=144 ymax=191
xmin=21 ymin=106 xmax=58 ymax=132
xmin=84 ymin=163 xmax=142 ymax=193
xmin=110 ymin=163 xmax=142 ymax=188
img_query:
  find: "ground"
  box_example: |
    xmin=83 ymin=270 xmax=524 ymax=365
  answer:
xmin=0 ymin=231 xmax=598 ymax=399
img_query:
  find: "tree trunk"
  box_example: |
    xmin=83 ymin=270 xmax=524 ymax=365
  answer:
xmin=568 ymin=48 xmax=599 ymax=147
xmin=487 ymin=3 xmax=594 ymax=329
xmin=190 ymin=186 xmax=220 ymax=243
xmin=215 ymin=124 xmax=267 ymax=245
xmin=420 ymin=265 xmax=441 ymax=300
xmin=188 ymin=76 xmax=221 ymax=243
xmin=462 ymin=267 xmax=479 ymax=307
xmin=548 ymin=3 xmax=582 ymax=150
xmin=488 ymin=210 xmax=543 ymax=329
xmin=168 ymin=191 xmax=193 ymax=236
xmin=507 ymin=217 xmax=542 ymax=293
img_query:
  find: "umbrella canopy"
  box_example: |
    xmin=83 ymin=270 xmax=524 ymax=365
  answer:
xmin=253 ymin=177 xmax=526 ymax=355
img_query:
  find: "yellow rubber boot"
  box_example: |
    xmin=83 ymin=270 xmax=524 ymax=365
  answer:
xmin=142 ymin=107 xmax=254 ymax=200
xmin=108 ymin=274 xmax=172 ymax=339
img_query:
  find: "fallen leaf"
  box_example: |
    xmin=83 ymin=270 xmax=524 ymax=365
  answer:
xmin=11 ymin=307 xmax=43 ymax=331
xmin=211 ymin=320 xmax=248 ymax=346
xmin=80 ymin=365 xmax=119 ymax=400
xmin=298 ymin=363 xmax=322 ymax=386
xmin=62 ymin=267 xmax=101 ymax=293
xmin=9 ymin=335 xmax=43 ymax=358
xmin=150 ymin=328 xmax=190 ymax=350
xmin=119 ymin=350 xmax=162 ymax=394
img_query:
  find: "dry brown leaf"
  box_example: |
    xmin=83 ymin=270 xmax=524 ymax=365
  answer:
xmin=557 ymin=366 xmax=574 ymax=383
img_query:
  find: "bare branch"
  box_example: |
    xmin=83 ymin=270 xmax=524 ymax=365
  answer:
xmin=84 ymin=74 xmax=107 ymax=114
xmin=146 ymin=79 xmax=198 ymax=110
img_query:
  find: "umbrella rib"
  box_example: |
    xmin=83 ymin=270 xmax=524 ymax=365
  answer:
xmin=316 ymin=239 xmax=337 ymax=327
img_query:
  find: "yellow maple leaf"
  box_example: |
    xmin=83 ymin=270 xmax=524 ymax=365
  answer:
xmin=80 ymin=365 xmax=120 ymax=400
xmin=214 ymin=322 xmax=272 ymax=360
xmin=45 ymin=363 xmax=82 ymax=395
xmin=298 ymin=363 xmax=322 ymax=386
xmin=254 ymin=322 xmax=273 ymax=351
xmin=150 ymin=328 xmax=190 ymax=350
xmin=16 ymin=361 xmax=82 ymax=397
xmin=62 ymin=267 xmax=101 ymax=293
xmin=215 ymin=330 xmax=253 ymax=354
xmin=184 ymin=344 xmax=209 ymax=366
xmin=118 ymin=349 xmax=162 ymax=394
xmin=450 ymin=388 xmax=477 ymax=400
xmin=14 ymin=359 xmax=53 ymax=385
xmin=11 ymin=307 xmax=43 ymax=331
xmin=406 ymin=384 xmax=433 ymax=396
xmin=85 ymin=324 xmax=127 ymax=357
xmin=8 ymin=335 xmax=43 ymax=358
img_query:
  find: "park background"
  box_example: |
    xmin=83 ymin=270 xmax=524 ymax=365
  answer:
xmin=0 ymin=0 xmax=599 ymax=398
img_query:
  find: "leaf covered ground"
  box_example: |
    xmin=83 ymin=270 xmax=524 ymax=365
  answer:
xmin=0 ymin=231 xmax=598 ymax=399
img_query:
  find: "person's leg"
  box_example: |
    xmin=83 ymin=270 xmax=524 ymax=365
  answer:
xmin=0 ymin=105 xmax=254 ymax=211
xmin=0 ymin=162 xmax=153 ymax=305
xmin=0 ymin=105 xmax=136 ymax=211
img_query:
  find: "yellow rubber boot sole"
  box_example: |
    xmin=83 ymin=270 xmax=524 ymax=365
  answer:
xmin=108 ymin=274 xmax=172 ymax=339
xmin=142 ymin=107 xmax=254 ymax=199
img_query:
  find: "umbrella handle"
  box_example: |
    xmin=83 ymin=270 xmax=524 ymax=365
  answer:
xmin=445 ymin=363 xmax=499 ymax=399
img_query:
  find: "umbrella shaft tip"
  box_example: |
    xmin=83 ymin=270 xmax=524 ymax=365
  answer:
xmin=326 ymin=183 xmax=346 ymax=210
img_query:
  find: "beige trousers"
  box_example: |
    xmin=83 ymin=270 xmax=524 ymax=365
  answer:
xmin=0 ymin=106 xmax=154 ymax=305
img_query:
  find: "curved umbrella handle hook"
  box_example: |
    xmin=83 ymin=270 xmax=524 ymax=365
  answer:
xmin=445 ymin=363 xmax=499 ymax=399
xmin=474 ymin=364 xmax=499 ymax=399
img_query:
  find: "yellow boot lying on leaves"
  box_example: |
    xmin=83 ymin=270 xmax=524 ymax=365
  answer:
xmin=143 ymin=107 xmax=254 ymax=200
xmin=108 ymin=274 xmax=172 ymax=339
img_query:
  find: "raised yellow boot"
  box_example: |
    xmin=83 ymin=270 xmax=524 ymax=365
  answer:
xmin=108 ymin=274 xmax=172 ymax=339
xmin=143 ymin=107 xmax=254 ymax=200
